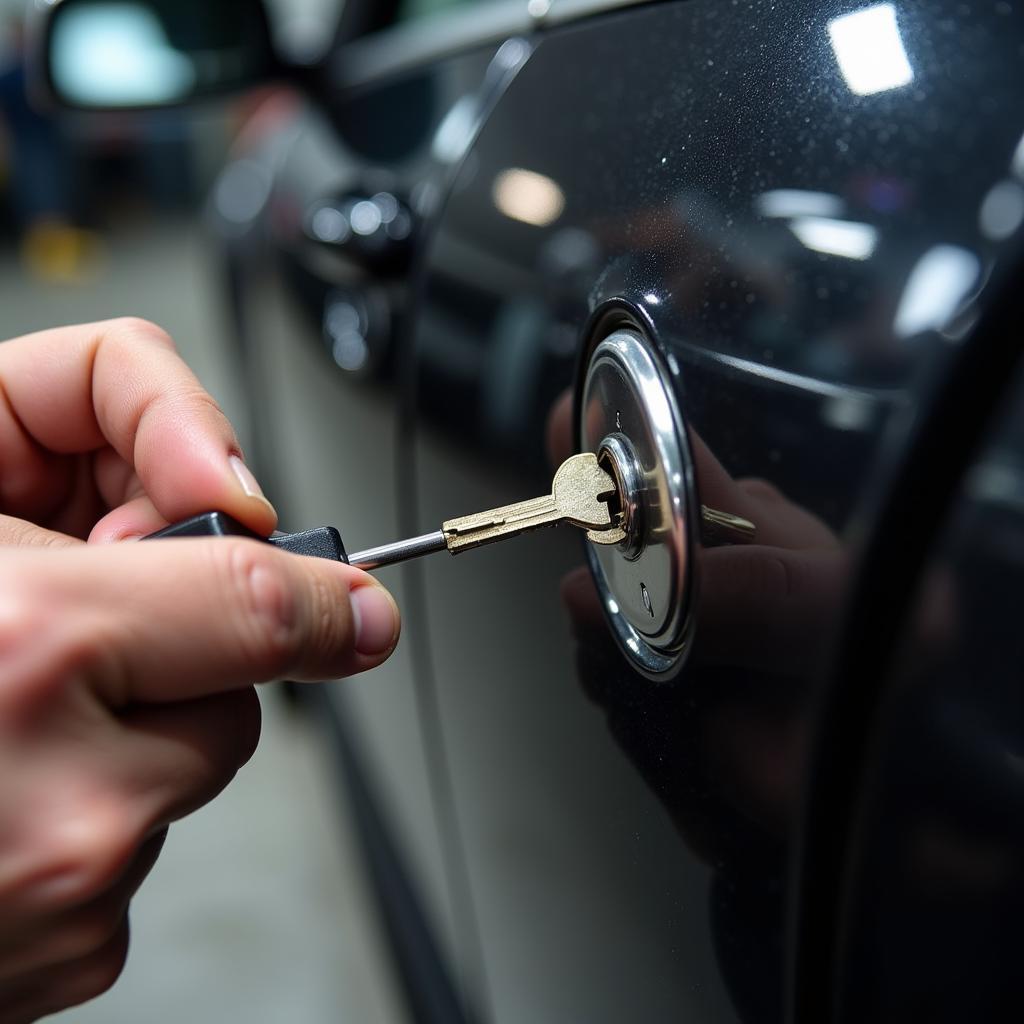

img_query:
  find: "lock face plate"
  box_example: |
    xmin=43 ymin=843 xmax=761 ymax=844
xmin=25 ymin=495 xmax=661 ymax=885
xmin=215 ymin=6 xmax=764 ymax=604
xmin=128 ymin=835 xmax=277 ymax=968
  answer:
xmin=578 ymin=327 xmax=697 ymax=679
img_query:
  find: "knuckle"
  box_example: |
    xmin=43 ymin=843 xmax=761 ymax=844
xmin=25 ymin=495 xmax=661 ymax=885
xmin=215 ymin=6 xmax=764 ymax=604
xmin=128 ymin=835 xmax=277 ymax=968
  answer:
xmin=179 ymin=385 xmax=229 ymax=422
xmin=43 ymin=805 xmax=141 ymax=908
xmin=0 ymin=575 xmax=128 ymax=713
xmin=0 ymin=585 xmax=62 ymax=711
xmin=48 ymin=615 xmax=127 ymax=710
xmin=220 ymin=542 xmax=303 ymax=677
xmin=739 ymin=477 xmax=785 ymax=503
xmin=108 ymin=316 xmax=175 ymax=352
xmin=0 ymin=590 xmax=43 ymax=662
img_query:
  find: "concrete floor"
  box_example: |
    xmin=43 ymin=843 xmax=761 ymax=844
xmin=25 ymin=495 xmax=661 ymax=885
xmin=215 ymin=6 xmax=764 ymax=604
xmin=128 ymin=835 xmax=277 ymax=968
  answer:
xmin=0 ymin=220 xmax=405 ymax=1024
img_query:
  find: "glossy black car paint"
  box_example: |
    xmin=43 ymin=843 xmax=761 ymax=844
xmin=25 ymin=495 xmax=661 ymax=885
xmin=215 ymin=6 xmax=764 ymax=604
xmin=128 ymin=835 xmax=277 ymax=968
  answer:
xmin=224 ymin=1 xmax=1024 ymax=1021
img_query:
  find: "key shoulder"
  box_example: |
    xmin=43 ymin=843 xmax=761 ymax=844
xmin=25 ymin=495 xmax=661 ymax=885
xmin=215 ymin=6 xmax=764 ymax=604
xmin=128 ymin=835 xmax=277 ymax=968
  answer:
xmin=552 ymin=453 xmax=618 ymax=529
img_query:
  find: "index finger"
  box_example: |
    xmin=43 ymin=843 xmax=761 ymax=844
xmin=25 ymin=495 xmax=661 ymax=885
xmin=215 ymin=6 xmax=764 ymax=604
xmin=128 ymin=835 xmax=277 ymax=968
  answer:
xmin=0 ymin=319 xmax=277 ymax=536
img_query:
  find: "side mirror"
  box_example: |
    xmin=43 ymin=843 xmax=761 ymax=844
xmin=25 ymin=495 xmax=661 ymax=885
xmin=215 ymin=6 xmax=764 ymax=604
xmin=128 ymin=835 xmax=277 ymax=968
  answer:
xmin=31 ymin=0 xmax=278 ymax=110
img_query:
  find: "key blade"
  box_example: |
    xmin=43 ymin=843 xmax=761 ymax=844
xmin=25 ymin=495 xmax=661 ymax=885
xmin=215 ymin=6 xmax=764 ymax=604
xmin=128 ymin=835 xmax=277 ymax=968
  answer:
xmin=443 ymin=495 xmax=561 ymax=553
xmin=443 ymin=453 xmax=620 ymax=555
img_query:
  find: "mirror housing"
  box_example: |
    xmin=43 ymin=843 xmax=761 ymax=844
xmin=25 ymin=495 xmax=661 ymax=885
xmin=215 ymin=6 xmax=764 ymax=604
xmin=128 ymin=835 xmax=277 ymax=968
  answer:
xmin=30 ymin=0 xmax=279 ymax=111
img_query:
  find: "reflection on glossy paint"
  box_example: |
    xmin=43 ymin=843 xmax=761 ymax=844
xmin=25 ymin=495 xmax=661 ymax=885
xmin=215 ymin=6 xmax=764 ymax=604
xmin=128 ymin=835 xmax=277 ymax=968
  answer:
xmin=822 ymin=394 xmax=875 ymax=432
xmin=432 ymin=96 xmax=479 ymax=164
xmin=755 ymin=189 xmax=844 ymax=220
xmin=827 ymin=4 xmax=913 ymax=97
xmin=968 ymin=460 xmax=1024 ymax=509
xmin=978 ymin=181 xmax=1024 ymax=241
xmin=789 ymin=216 xmax=878 ymax=260
xmin=493 ymin=168 xmax=566 ymax=227
xmin=1012 ymin=133 xmax=1024 ymax=180
xmin=894 ymin=245 xmax=980 ymax=338
xmin=214 ymin=159 xmax=272 ymax=228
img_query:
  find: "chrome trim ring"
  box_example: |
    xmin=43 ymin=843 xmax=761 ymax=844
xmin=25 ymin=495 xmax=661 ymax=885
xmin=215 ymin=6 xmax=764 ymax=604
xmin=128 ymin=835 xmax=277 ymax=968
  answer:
xmin=579 ymin=327 xmax=697 ymax=679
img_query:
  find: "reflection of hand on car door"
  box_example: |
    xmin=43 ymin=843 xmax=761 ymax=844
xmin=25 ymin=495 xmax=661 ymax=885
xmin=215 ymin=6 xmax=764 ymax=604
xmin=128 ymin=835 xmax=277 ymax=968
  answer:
xmin=548 ymin=386 xmax=950 ymax=853
xmin=549 ymin=385 xmax=848 ymax=678
xmin=547 ymin=387 xmax=832 ymax=845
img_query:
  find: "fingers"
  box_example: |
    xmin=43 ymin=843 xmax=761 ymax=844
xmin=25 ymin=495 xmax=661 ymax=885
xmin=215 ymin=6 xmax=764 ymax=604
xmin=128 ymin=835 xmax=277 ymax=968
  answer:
xmin=89 ymin=494 xmax=171 ymax=543
xmin=0 ymin=375 xmax=69 ymax=521
xmin=0 ymin=514 xmax=81 ymax=549
xmin=0 ymin=832 xmax=162 ymax=983
xmin=0 ymin=318 xmax=276 ymax=535
xmin=2 ymin=538 xmax=401 ymax=706
xmin=0 ymin=917 xmax=130 ymax=1024
xmin=91 ymin=447 xmax=146 ymax=513
xmin=115 ymin=690 xmax=262 ymax=828
xmin=88 ymin=450 xmax=169 ymax=541
xmin=697 ymin=545 xmax=848 ymax=674
xmin=546 ymin=390 xmax=574 ymax=466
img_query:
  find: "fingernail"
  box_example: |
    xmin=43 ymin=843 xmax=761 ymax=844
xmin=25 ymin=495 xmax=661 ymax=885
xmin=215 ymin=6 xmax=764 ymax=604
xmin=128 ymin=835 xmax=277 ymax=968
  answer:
xmin=230 ymin=455 xmax=276 ymax=513
xmin=350 ymin=584 xmax=400 ymax=656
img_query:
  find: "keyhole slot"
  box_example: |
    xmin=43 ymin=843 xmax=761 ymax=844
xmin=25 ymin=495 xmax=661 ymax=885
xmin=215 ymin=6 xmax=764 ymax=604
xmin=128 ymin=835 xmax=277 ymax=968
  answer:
xmin=597 ymin=433 xmax=645 ymax=561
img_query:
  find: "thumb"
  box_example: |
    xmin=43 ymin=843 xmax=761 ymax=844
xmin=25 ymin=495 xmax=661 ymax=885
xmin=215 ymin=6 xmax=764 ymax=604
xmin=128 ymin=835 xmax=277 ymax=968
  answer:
xmin=8 ymin=539 xmax=401 ymax=705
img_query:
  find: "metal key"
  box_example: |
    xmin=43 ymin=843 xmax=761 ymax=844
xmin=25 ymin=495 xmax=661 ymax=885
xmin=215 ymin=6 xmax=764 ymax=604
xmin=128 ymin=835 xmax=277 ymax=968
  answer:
xmin=349 ymin=452 xmax=621 ymax=569
xmin=443 ymin=452 xmax=619 ymax=554
xmin=151 ymin=450 xmax=756 ymax=571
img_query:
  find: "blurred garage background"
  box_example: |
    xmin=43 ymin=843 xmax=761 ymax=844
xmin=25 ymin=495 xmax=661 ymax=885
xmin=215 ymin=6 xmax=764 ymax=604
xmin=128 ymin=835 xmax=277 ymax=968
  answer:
xmin=0 ymin=1 xmax=406 ymax=1020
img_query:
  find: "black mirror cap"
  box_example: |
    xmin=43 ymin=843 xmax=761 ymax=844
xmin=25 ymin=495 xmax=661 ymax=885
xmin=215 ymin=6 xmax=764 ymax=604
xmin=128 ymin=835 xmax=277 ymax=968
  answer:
xmin=26 ymin=0 xmax=284 ymax=114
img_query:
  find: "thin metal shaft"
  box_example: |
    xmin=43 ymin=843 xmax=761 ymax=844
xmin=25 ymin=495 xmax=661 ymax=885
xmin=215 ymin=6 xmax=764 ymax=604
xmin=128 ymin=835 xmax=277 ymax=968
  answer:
xmin=349 ymin=531 xmax=448 ymax=571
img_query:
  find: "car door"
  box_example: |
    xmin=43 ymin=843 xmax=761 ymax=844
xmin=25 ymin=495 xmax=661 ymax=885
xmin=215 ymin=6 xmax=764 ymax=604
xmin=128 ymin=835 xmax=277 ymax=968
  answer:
xmin=402 ymin=1 xmax=1024 ymax=1021
xmin=218 ymin=3 xmax=540 ymax=1018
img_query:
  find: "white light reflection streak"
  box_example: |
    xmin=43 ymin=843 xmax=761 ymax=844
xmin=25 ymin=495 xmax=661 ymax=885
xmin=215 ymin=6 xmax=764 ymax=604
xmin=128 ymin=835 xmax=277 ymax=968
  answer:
xmin=790 ymin=217 xmax=878 ymax=260
xmin=432 ymin=96 xmax=478 ymax=164
xmin=1012 ymin=134 xmax=1024 ymax=180
xmin=756 ymin=190 xmax=844 ymax=219
xmin=827 ymin=4 xmax=913 ymax=97
xmin=894 ymin=245 xmax=980 ymax=338
xmin=979 ymin=181 xmax=1024 ymax=241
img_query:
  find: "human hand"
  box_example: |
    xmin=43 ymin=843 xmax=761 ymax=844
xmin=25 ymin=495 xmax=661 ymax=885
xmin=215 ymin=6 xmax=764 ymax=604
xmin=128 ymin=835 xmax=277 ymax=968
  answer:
xmin=0 ymin=320 xmax=401 ymax=1021
xmin=0 ymin=317 xmax=281 ymax=548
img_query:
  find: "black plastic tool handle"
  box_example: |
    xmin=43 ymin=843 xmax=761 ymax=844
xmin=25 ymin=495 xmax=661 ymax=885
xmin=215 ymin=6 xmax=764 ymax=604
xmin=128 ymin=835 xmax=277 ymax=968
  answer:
xmin=146 ymin=512 xmax=348 ymax=563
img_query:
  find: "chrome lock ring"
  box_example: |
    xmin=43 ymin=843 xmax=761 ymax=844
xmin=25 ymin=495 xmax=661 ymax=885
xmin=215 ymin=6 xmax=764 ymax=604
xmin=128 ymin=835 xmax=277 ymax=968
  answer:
xmin=577 ymin=324 xmax=699 ymax=680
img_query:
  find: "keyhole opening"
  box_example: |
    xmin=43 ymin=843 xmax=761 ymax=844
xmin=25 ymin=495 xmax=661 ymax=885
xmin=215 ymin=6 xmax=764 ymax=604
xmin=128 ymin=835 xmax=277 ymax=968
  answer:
xmin=597 ymin=434 xmax=645 ymax=560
